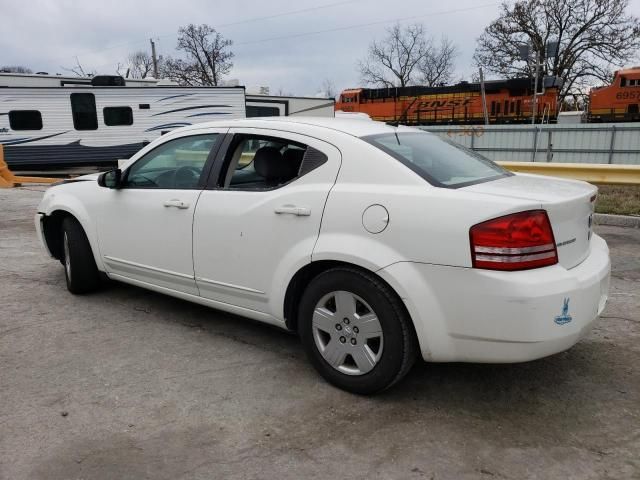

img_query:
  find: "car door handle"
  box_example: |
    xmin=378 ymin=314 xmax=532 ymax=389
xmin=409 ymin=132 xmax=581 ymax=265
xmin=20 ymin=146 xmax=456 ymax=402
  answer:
xmin=274 ymin=205 xmax=311 ymax=216
xmin=163 ymin=199 xmax=190 ymax=209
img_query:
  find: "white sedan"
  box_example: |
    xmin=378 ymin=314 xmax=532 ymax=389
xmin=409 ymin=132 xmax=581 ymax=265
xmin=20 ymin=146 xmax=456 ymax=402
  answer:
xmin=36 ymin=117 xmax=611 ymax=394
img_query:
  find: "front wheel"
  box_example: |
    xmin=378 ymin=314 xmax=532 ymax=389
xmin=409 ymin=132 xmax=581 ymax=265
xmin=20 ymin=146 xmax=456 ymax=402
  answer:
xmin=298 ymin=267 xmax=417 ymax=394
xmin=61 ymin=217 xmax=101 ymax=294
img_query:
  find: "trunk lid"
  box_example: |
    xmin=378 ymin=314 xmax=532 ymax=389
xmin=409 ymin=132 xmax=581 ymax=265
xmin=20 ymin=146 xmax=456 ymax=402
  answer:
xmin=465 ymin=173 xmax=596 ymax=269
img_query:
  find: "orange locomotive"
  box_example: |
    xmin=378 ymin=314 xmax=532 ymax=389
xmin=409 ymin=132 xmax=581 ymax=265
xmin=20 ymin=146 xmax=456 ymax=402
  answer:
xmin=336 ymin=78 xmax=559 ymax=125
xmin=588 ymin=67 xmax=640 ymax=122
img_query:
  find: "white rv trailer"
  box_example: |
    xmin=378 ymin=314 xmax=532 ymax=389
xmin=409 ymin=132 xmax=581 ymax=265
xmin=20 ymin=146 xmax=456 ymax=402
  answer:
xmin=0 ymin=74 xmax=335 ymax=168
xmin=0 ymin=72 xmax=161 ymax=88
xmin=246 ymin=94 xmax=335 ymax=118
xmin=0 ymin=74 xmax=247 ymax=167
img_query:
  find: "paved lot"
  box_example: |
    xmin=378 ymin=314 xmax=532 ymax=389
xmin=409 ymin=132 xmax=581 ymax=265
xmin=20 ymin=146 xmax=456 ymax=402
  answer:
xmin=1 ymin=187 xmax=639 ymax=480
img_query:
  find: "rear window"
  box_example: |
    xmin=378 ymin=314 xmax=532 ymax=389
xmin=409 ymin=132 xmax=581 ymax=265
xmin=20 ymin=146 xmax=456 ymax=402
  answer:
xmin=363 ymin=131 xmax=510 ymax=188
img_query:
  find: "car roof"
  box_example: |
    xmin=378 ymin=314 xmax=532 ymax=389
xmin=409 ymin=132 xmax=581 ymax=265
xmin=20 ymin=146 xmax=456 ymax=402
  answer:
xmin=176 ymin=116 xmax=403 ymax=138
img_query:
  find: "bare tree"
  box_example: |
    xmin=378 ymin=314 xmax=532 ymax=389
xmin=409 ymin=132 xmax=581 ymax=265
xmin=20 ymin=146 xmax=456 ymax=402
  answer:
xmin=359 ymin=24 xmax=427 ymax=88
xmin=0 ymin=65 xmax=33 ymax=73
xmin=320 ymin=78 xmax=336 ymax=98
xmin=161 ymin=58 xmax=200 ymax=86
xmin=163 ymin=24 xmax=233 ymax=86
xmin=358 ymin=24 xmax=458 ymax=88
xmin=127 ymin=50 xmax=155 ymax=79
xmin=275 ymin=86 xmax=293 ymax=96
xmin=418 ymin=36 xmax=458 ymax=87
xmin=115 ymin=62 xmax=127 ymax=77
xmin=61 ymin=57 xmax=96 ymax=77
xmin=473 ymin=0 xmax=640 ymax=101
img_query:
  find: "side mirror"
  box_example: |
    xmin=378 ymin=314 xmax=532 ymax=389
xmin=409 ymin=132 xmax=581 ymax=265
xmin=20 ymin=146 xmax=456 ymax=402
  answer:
xmin=98 ymin=169 xmax=122 ymax=189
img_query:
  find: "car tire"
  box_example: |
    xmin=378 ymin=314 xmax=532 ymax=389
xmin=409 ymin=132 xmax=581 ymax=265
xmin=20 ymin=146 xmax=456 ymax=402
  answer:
xmin=61 ymin=217 xmax=101 ymax=294
xmin=298 ymin=267 xmax=417 ymax=394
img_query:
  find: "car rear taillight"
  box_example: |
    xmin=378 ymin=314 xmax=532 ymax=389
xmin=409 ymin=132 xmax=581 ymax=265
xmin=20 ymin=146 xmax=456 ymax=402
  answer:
xmin=470 ymin=210 xmax=558 ymax=271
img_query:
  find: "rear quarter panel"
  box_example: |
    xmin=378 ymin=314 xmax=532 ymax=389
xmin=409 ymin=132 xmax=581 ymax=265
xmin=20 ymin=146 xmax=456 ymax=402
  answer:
xmin=313 ymin=140 xmax=539 ymax=270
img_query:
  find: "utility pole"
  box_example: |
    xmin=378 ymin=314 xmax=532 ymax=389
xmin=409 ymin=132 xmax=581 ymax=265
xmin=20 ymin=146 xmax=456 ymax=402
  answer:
xmin=479 ymin=67 xmax=489 ymax=125
xmin=531 ymin=49 xmax=540 ymax=125
xmin=518 ymin=41 xmax=559 ymax=125
xmin=150 ymin=38 xmax=159 ymax=79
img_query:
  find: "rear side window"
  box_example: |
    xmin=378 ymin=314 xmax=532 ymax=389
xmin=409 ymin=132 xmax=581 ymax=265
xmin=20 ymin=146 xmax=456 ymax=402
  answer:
xmin=70 ymin=93 xmax=98 ymax=130
xmin=104 ymin=106 xmax=133 ymax=126
xmin=221 ymin=134 xmax=327 ymax=190
xmin=9 ymin=110 xmax=42 ymax=130
xmin=363 ymin=132 xmax=510 ymax=188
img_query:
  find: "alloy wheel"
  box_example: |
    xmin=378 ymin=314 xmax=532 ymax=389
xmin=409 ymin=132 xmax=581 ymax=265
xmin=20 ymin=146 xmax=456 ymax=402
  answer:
xmin=312 ymin=290 xmax=384 ymax=375
xmin=63 ymin=232 xmax=71 ymax=282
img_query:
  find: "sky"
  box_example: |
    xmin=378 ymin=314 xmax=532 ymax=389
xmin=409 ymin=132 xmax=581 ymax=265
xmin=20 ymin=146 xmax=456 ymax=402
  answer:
xmin=2 ymin=0 xmax=640 ymax=96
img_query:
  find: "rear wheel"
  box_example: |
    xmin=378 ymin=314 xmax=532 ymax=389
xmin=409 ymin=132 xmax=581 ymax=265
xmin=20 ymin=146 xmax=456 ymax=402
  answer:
xmin=299 ymin=267 xmax=417 ymax=394
xmin=61 ymin=217 xmax=101 ymax=294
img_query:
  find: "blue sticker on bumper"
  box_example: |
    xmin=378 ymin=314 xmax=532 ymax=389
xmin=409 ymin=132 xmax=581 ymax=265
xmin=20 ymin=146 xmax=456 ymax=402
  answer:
xmin=554 ymin=298 xmax=573 ymax=325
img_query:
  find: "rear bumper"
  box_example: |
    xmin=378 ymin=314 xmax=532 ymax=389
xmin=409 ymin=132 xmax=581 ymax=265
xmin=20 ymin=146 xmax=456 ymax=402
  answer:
xmin=378 ymin=234 xmax=611 ymax=363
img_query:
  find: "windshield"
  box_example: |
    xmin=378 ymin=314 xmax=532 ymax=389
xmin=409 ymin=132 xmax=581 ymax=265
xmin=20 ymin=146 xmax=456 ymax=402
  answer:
xmin=363 ymin=132 xmax=511 ymax=188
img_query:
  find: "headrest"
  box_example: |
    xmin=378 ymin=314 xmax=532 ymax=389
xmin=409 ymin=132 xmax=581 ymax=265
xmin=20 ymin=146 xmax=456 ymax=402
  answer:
xmin=282 ymin=148 xmax=305 ymax=166
xmin=282 ymin=148 xmax=304 ymax=177
xmin=254 ymin=146 xmax=298 ymax=181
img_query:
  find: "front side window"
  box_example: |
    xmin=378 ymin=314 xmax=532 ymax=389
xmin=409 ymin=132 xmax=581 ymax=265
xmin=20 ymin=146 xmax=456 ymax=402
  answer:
xmin=220 ymin=135 xmax=326 ymax=190
xmin=363 ymin=132 xmax=510 ymax=188
xmin=104 ymin=106 xmax=133 ymax=126
xmin=9 ymin=110 xmax=42 ymax=130
xmin=70 ymin=93 xmax=97 ymax=130
xmin=124 ymin=134 xmax=219 ymax=189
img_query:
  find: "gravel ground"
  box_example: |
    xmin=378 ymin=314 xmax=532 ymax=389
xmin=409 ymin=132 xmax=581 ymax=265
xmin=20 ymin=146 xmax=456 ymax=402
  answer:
xmin=1 ymin=186 xmax=638 ymax=480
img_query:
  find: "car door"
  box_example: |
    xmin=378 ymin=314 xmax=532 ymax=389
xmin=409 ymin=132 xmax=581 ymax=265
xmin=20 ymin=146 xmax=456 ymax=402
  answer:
xmin=97 ymin=130 xmax=225 ymax=295
xmin=192 ymin=128 xmax=341 ymax=316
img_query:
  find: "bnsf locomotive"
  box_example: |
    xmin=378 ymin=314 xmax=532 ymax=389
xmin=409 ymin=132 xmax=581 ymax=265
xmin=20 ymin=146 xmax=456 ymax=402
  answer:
xmin=336 ymin=67 xmax=640 ymax=125
xmin=588 ymin=67 xmax=640 ymax=122
xmin=336 ymin=77 xmax=558 ymax=125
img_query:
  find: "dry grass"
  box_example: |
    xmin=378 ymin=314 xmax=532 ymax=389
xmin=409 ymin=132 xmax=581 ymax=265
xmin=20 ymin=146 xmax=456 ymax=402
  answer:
xmin=595 ymin=185 xmax=640 ymax=216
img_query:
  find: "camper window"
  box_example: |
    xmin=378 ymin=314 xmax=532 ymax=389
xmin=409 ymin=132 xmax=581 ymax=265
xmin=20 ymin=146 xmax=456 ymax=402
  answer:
xmin=246 ymin=106 xmax=280 ymax=117
xmin=9 ymin=110 xmax=43 ymax=130
xmin=104 ymin=107 xmax=133 ymax=126
xmin=70 ymin=93 xmax=98 ymax=130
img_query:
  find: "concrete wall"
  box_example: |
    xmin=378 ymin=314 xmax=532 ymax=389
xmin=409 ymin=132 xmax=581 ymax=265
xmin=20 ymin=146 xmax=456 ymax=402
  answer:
xmin=420 ymin=123 xmax=640 ymax=165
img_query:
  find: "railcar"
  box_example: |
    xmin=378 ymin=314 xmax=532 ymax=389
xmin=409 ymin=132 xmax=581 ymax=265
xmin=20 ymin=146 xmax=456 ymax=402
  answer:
xmin=588 ymin=67 xmax=640 ymax=122
xmin=336 ymin=78 xmax=559 ymax=125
